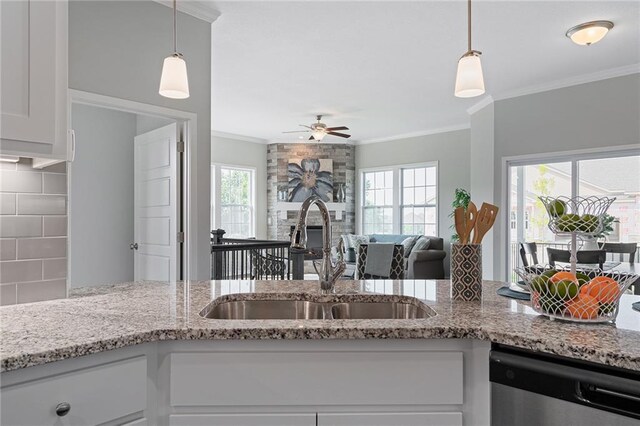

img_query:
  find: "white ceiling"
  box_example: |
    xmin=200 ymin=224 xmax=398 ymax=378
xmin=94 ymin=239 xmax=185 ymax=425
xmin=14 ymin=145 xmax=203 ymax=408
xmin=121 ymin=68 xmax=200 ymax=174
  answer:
xmin=209 ymin=1 xmax=640 ymax=143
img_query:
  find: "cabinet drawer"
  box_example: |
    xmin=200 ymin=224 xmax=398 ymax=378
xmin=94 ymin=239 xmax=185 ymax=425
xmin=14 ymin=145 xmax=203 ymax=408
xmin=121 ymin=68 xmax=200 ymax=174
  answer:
xmin=170 ymin=351 xmax=462 ymax=407
xmin=170 ymin=413 xmax=316 ymax=426
xmin=1 ymin=356 xmax=147 ymax=426
xmin=318 ymin=412 xmax=463 ymax=426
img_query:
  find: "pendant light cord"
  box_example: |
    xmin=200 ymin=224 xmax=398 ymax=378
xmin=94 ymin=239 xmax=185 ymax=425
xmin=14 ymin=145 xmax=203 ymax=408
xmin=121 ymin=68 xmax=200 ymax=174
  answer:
xmin=173 ymin=0 xmax=177 ymax=53
xmin=467 ymin=0 xmax=472 ymax=52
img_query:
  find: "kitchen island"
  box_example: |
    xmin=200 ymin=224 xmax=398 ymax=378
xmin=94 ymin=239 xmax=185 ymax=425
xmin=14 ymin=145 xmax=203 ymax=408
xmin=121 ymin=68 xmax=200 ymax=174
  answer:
xmin=1 ymin=279 xmax=639 ymax=425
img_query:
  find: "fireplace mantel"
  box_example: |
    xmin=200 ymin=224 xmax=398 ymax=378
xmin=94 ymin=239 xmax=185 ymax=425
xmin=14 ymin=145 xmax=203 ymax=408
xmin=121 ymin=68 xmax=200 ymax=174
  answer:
xmin=275 ymin=202 xmax=347 ymax=220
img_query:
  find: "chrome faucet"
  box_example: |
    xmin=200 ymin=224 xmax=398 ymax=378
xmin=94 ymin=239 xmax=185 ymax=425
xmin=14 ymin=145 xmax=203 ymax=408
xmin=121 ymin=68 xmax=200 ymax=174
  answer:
xmin=291 ymin=195 xmax=346 ymax=293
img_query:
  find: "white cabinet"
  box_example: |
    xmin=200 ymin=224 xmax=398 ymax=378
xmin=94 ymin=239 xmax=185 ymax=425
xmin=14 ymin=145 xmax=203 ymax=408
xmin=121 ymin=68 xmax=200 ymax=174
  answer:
xmin=0 ymin=0 xmax=68 ymax=160
xmin=1 ymin=356 xmax=147 ymax=426
xmin=318 ymin=412 xmax=463 ymax=426
xmin=170 ymin=413 xmax=316 ymax=426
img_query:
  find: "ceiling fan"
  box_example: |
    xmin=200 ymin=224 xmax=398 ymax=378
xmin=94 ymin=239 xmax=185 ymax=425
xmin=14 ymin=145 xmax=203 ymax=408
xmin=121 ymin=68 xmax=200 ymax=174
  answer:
xmin=283 ymin=115 xmax=351 ymax=141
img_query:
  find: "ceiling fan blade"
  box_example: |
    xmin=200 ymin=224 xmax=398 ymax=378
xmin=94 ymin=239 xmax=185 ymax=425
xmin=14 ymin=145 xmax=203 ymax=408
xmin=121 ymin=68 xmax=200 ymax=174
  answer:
xmin=327 ymin=132 xmax=351 ymax=138
xmin=326 ymin=126 xmax=349 ymax=131
xmin=282 ymin=130 xmax=310 ymax=133
xmin=300 ymin=124 xmax=313 ymax=129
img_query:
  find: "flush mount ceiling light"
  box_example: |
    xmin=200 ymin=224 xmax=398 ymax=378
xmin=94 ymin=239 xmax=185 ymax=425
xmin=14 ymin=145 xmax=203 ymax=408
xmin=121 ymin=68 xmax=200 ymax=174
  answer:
xmin=566 ymin=20 xmax=614 ymax=46
xmin=455 ymin=0 xmax=485 ymax=98
xmin=159 ymin=0 xmax=190 ymax=99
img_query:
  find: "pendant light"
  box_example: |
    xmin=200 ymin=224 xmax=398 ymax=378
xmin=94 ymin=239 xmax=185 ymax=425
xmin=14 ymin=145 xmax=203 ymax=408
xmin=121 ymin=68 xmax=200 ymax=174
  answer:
xmin=454 ymin=0 xmax=485 ymax=98
xmin=159 ymin=0 xmax=190 ymax=99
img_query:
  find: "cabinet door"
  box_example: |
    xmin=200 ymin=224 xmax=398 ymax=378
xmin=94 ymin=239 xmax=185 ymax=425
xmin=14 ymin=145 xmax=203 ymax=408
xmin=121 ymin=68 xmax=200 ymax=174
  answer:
xmin=0 ymin=0 xmax=67 ymax=157
xmin=318 ymin=412 xmax=463 ymax=426
xmin=1 ymin=357 xmax=147 ymax=426
xmin=169 ymin=413 xmax=316 ymax=426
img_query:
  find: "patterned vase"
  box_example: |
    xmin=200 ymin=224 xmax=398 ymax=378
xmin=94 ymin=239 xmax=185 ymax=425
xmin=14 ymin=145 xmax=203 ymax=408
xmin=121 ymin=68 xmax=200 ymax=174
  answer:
xmin=451 ymin=243 xmax=482 ymax=301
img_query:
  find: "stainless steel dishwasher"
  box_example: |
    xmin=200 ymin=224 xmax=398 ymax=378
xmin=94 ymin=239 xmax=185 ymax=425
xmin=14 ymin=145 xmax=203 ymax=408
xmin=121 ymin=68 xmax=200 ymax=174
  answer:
xmin=490 ymin=344 xmax=640 ymax=426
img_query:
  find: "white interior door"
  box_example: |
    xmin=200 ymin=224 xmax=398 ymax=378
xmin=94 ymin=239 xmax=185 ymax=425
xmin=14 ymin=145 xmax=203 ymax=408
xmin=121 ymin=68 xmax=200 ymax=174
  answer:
xmin=134 ymin=123 xmax=179 ymax=281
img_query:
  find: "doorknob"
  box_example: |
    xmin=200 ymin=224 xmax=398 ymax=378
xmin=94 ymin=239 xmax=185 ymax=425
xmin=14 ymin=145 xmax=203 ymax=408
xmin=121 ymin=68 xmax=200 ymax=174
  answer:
xmin=130 ymin=243 xmax=139 ymax=250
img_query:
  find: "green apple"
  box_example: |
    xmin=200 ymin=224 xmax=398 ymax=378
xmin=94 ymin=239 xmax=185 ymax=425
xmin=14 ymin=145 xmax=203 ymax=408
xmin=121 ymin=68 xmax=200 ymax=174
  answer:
xmin=556 ymin=213 xmax=580 ymax=232
xmin=578 ymin=214 xmax=599 ymax=233
xmin=541 ymin=269 xmax=558 ymax=279
xmin=548 ymin=279 xmax=579 ymax=301
xmin=549 ymin=199 xmax=567 ymax=217
xmin=538 ymin=295 xmax=558 ymax=314
xmin=576 ymin=272 xmax=591 ymax=286
xmin=530 ymin=276 xmax=547 ymax=294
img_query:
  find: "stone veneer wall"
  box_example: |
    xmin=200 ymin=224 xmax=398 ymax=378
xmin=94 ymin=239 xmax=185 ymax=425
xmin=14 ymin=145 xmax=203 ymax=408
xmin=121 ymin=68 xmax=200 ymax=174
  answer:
xmin=267 ymin=143 xmax=356 ymax=246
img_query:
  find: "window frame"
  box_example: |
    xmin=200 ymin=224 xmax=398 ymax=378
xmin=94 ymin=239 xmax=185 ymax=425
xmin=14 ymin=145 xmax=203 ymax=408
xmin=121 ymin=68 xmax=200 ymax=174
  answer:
xmin=211 ymin=163 xmax=257 ymax=238
xmin=357 ymin=161 xmax=438 ymax=235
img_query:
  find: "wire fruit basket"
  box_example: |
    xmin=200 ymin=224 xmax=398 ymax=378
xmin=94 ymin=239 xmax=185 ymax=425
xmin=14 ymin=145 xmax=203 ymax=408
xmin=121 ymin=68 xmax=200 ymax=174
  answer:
xmin=515 ymin=195 xmax=637 ymax=323
xmin=515 ymin=266 xmax=636 ymax=323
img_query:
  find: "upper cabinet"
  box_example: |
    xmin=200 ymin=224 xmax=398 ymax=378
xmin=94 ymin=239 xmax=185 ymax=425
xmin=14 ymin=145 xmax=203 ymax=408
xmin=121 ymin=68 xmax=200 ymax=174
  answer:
xmin=0 ymin=0 xmax=68 ymax=160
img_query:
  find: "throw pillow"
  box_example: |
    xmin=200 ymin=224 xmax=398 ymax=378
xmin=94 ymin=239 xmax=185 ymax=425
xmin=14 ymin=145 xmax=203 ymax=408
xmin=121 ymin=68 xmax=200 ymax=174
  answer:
xmin=401 ymin=236 xmax=419 ymax=258
xmin=347 ymin=234 xmax=370 ymax=251
xmin=412 ymin=236 xmax=431 ymax=252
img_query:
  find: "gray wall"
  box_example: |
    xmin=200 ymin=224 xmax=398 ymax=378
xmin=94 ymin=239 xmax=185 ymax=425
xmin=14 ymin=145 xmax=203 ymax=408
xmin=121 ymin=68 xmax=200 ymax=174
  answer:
xmin=470 ymin=103 xmax=495 ymax=278
xmin=211 ymin=135 xmax=268 ymax=239
xmin=490 ymin=73 xmax=640 ymax=279
xmin=70 ymin=104 xmax=136 ymax=287
xmin=69 ymin=0 xmax=212 ymax=279
xmin=356 ymin=129 xmax=471 ymax=275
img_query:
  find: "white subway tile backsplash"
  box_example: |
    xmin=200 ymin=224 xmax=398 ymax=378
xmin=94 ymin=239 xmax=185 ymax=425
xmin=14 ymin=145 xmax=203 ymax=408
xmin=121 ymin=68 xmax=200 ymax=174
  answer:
xmin=43 ymin=173 xmax=67 ymax=194
xmin=0 ymin=239 xmax=16 ymax=260
xmin=17 ymin=237 xmax=66 ymax=259
xmin=0 ymin=216 xmax=43 ymax=238
xmin=0 ymin=284 xmax=17 ymax=306
xmin=17 ymin=194 xmax=66 ymax=215
xmin=43 ymin=258 xmax=67 ymax=280
xmin=43 ymin=216 xmax=67 ymax=237
xmin=0 ymin=170 xmax=42 ymax=193
xmin=17 ymin=279 xmax=66 ymax=303
xmin=0 ymin=259 xmax=42 ymax=283
xmin=1 ymin=193 xmax=16 ymax=214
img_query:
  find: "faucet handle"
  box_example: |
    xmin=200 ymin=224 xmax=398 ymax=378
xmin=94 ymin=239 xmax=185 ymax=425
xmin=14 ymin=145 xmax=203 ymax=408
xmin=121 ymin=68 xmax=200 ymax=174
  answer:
xmin=331 ymin=259 xmax=346 ymax=283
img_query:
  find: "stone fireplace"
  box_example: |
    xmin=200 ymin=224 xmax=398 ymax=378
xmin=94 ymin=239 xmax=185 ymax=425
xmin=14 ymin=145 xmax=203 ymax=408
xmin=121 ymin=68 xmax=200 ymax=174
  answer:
xmin=267 ymin=143 xmax=356 ymax=246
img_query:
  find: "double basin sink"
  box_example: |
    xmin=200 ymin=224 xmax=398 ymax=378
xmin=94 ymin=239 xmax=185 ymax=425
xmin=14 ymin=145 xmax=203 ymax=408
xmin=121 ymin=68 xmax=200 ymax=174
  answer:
xmin=200 ymin=294 xmax=436 ymax=320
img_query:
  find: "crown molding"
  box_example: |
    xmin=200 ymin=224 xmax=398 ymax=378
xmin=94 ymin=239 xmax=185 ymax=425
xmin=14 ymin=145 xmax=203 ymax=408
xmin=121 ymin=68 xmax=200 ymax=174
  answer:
xmin=358 ymin=124 xmax=470 ymax=145
xmin=467 ymin=96 xmax=494 ymax=115
xmin=153 ymin=0 xmax=220 ymax=23
xmin=211 ymin=131 xmax=268 ymax=144
xmin=494 ymin=63 xmax=640 ymax=102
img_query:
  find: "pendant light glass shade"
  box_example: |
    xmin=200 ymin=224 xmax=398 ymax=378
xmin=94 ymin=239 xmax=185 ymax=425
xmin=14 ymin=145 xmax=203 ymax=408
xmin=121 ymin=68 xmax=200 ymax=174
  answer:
xmin=159 ymin=0 xmax=190 ymax=99
xmin=159 ymin=53 xmax=190 ymax=99
xmin=455 ymin=52 xmax=485 ymax=98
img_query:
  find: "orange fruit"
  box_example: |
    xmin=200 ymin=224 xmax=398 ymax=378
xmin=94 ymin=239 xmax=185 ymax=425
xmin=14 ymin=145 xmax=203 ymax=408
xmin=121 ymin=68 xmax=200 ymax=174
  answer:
xmin=566 ymin=295 xmax=599 ymax=320
xmin=580 ymin=276 xmax=619 ymax=304
xmin=550 ymin=271 xmax=578 ymax=285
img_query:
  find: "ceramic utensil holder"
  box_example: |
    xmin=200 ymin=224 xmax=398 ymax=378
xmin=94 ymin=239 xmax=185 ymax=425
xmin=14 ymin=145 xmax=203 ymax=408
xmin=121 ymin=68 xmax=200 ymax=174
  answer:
xmin=451 ymin=243 xmax=482 ymax=301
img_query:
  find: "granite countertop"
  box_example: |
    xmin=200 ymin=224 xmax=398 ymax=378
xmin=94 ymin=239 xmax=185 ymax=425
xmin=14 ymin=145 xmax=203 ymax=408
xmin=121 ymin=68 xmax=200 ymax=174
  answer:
xmin=1 ymin=280 xmax=639 ymax=372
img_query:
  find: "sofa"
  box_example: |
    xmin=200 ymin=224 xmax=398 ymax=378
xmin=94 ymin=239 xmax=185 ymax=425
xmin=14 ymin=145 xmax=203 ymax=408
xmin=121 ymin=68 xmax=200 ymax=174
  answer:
xmin=340 ymin=234 xmax=446 ymax=280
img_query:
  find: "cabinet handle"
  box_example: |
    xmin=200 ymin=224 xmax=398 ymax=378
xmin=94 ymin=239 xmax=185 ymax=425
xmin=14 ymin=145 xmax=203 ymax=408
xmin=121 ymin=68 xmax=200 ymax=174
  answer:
xmin=55 ymin=402 xmax=71 ymax=417
xmin=130 ymin=243 xmax=139 ymax=250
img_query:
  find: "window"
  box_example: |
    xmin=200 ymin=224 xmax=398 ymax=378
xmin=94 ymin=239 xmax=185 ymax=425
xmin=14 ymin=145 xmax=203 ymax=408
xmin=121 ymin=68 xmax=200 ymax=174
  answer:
xmin=362 ymin=170 xmax=393 ymax=234
xmin=401 ymin=166 xmax=437 ymax=236
xmin=211 ymin=165 xmax=255 ymax=238
xmin=360 ymin=163 xmax=438 ymax=235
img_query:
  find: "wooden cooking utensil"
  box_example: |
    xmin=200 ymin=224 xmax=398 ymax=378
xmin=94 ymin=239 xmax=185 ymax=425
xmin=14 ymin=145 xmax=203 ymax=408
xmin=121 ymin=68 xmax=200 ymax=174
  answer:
xmin=463 ymin=202 xmax=478 ymax=244
xmin=454 ymin=207 xmax=466 ymax=244
xmin=472 ymin=202 xmax=499 ymax=244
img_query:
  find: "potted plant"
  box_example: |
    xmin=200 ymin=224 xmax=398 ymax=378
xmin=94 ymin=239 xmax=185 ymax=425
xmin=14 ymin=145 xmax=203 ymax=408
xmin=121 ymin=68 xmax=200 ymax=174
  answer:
xmin=580 ymin=213 xmax=616 ymax=250
xmin=449 ymin=188 xmax=471 ymax=242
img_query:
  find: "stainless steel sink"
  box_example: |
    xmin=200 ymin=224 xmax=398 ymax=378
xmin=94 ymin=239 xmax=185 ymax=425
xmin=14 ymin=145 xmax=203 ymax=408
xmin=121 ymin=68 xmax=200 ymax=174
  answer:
xmin=330 ymin=301 xmax=432 ymax=319
xmin=201 ymin=295 xmax=436 ymax=320
xmin=204 ymin=300 xmax=326 ymax=320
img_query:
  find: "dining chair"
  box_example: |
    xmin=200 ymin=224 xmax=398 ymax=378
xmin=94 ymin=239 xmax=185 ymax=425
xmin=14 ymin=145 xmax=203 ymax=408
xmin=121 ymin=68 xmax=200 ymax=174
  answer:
xmin=519 ymin=243 xmax=539 ymax=267
xmin=547 ymin=248 xmax=606 ymax=269
xmin=601 ymin=242 xmax=637 ymax=264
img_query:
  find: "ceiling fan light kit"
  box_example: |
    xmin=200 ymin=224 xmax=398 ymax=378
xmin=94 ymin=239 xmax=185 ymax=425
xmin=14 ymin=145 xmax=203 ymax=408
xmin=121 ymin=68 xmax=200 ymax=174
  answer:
xmin=159 ymin=0 xmax=190 ymax=99
xmin=454 ymin=0 xmax=485 ymax=98
xmin=566 ymin=20 xmax=614 ymax=46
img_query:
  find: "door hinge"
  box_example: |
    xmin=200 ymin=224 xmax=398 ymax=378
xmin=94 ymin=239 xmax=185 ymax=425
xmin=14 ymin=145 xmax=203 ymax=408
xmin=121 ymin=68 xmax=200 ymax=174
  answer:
xmin=177 ymin=140 xmax=185 ymax=153
xmin=177 ymin=232 xmax=185 ymax=243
